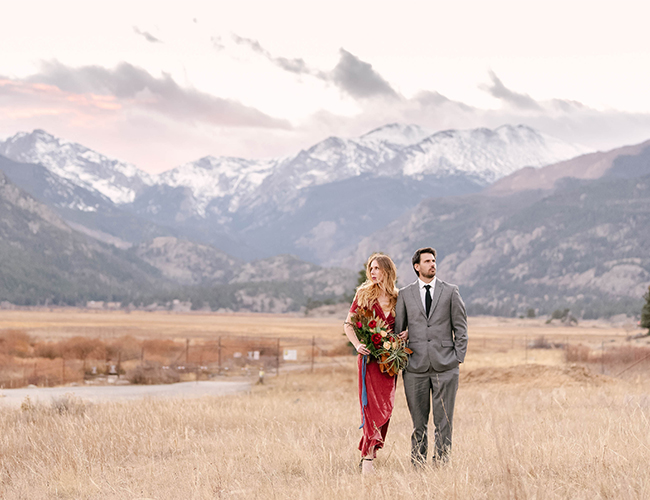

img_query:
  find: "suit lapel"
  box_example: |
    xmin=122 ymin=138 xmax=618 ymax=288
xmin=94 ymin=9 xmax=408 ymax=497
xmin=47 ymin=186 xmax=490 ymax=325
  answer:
xmin=409 ymin=282 xmax=427 ymax=318
xmin=428 ymin=280 xmax=444 ymax=319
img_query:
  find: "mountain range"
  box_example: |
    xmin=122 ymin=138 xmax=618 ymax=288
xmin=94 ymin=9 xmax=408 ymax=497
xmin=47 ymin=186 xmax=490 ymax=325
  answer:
xmin=0 ymin=125 xmax=589 ymax=262
xmin=2 ymin=123 xmax=648 ymax=317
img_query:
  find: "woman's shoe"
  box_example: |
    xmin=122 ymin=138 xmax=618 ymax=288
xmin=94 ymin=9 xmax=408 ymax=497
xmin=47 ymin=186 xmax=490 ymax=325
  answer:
xmin=361 ymin=457 xmax=374 ymax=474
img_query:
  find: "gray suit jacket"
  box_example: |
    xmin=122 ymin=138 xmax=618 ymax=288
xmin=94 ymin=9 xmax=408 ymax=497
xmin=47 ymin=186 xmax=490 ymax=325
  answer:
xmin=394 ymin=279 xmax=468 ymax=373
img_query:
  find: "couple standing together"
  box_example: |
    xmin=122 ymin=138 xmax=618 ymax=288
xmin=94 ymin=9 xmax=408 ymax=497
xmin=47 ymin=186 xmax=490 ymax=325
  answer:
xmin=343 ymin=248 xmax=468 ymax=474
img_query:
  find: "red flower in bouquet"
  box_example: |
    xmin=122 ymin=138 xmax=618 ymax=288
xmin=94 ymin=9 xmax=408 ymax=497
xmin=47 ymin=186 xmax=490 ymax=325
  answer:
xmin=356 ymin=321 xmax=363 ymax=328
xmin=371 ymin=333 xmax=382 ymax=346
xmin=368 ymin=319 xmax=377 ymax=328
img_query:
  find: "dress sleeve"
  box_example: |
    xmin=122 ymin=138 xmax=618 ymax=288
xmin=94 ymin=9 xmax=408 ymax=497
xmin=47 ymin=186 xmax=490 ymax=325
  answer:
xmin=349 ymin=297 xmax=359 ymax=314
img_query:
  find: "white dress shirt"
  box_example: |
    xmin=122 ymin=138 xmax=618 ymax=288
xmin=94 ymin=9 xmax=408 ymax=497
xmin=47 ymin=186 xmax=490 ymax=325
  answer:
xmin=418 ymin=276 xmax=437 ymax=312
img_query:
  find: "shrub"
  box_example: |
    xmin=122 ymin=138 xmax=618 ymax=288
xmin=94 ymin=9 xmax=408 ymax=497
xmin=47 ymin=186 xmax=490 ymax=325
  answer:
xmin=127 ymin=363 xmax=180 ymax=385
xmin=531 ymin=336 xmax=552 ymax=349
xmin=33 ymin=341 xmax=62 ymax=359
xmin=51 ymin=393 xmax=88 ymax=416
xmin=565 ymin=344 xmax=592 ymax=363
xmin=107 ymin=335 xmax=142 ymax=361
xmin=61 ymin=337 xmax=106 ymax=361
xmin=0 ymin=330 xmax=33 ymax=357
xmin=641 ymin=286 xmax=650 ymax=333
xmin=141 ymin=339 xmax=183 ymax=360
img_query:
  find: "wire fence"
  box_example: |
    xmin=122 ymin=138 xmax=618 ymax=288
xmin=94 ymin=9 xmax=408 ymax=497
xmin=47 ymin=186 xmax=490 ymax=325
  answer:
xmin=0 ymin=335 xmax=347 ymax=388
xmin=2 ymin=333 xmax=650 ymax=389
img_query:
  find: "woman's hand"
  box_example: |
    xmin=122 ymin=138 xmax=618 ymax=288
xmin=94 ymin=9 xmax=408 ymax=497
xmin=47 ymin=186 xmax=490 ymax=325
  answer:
xmin=398 ymin=329 xmax=408 ymax=341
xmin=356 ymin=343 xmax=370 ymax=356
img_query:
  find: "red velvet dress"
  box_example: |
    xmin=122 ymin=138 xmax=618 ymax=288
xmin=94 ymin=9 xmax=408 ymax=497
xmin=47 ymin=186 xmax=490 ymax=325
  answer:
xmin=350 ymin=299 xmax=396 ymax=458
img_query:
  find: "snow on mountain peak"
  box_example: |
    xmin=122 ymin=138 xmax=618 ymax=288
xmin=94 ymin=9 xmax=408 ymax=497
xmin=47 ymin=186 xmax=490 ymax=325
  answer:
xmin=0 ymin=124 xmax=592 ymax=219
xmin=156 ymin=155 xmax=277 ymax=213
xmin=360 ymin=123 xmax=433 ymax=146
xmin=398 ymin=124 xmax=592 ymax=182
xmin=0 ymin=129 xmax=154 ymax=204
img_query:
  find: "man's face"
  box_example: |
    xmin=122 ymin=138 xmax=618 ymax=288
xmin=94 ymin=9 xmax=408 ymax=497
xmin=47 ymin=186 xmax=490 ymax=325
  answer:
xmin=415 ymin=253 xmax=436 ymax=280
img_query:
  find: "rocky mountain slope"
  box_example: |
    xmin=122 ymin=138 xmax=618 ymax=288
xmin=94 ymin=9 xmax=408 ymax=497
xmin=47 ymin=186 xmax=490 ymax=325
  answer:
xmin=131 ymin=238 xmax=357 ymax=312
xmin=347 ymin=141 xmax=650 ymax=318
xmin=0 ymin=170 xmax=169 ymax=305
xmin=0 ymin=171 xmax=355 ymax=310
xmin=487 ymin=139 xmax=650 ymax=195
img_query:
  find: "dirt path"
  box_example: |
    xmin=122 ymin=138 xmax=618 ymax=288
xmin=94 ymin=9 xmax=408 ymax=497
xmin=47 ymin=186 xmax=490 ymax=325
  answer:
xmin=0 ymin=379 xmax=251 ymax=409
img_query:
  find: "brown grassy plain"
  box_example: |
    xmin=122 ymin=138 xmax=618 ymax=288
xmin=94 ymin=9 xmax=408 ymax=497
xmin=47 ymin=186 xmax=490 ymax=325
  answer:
xmin=1 ymin=310 xmax=649 ymax=498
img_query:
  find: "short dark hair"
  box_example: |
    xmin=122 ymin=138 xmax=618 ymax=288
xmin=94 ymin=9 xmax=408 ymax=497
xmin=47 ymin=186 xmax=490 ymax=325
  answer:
xmin=412 ymin=247 xmax=437 ymax=276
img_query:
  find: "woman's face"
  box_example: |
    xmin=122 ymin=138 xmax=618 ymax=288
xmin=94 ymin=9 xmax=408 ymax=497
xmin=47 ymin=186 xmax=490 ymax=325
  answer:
xmin=369 ymin=260 xmax=385 ymax=283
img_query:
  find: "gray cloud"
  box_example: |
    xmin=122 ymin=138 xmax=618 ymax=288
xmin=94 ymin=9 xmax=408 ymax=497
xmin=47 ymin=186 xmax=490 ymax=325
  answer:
xmin=330 ymin=49 xmax=399 ymax=100
xmin=481 ymin=70 xmax=542 ymax=110
xmin=24 ymin=60 xmax=291 ymax=129
xmin=133 ymin=26 xmax=162 ymax=44
xmin=232 ymin=34 xmax=320 ymax=77
xmin=232 ymin=35 xmax=398 ymax=100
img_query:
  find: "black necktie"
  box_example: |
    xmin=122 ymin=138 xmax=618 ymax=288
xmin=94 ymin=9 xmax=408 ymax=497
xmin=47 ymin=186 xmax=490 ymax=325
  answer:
xmin=424 ymin=284 xmax=432 ymax=317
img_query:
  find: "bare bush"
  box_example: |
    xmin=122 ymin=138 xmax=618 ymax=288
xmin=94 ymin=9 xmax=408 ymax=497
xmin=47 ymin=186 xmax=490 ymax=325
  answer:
xmin=0 ymin=330 xmax=33 ymax=357
xmin=33 ymin=341 xmax=61 ymax=359
xmin=141 ymin=339 xmax=183 ymax=363
xmin=51 ymin=393 xmax=89 ymax=416
xmin=565 ymin=344 xmax=592 ymax=363
xmin=126 ymin=363 xmax=180 ymax=385
xmin=602 ymin=345 xmax=650 ymax=366
xmin=531 ymin=335 xmax=552 ymax=349
xmin=107 ymin=335 xmax=142 ymax=361
xmin=61 ymin=336 xmax=106 ymax=361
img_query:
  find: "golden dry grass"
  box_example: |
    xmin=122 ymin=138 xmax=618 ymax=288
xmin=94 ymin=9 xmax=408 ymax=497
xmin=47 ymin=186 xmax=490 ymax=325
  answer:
xmin=1 ymin=358 xmax=650 ymax=498
xmin=0 ymin=309 xmax=344 ymax=342
xmin=1 ymin=311 xmax=649 ymax=498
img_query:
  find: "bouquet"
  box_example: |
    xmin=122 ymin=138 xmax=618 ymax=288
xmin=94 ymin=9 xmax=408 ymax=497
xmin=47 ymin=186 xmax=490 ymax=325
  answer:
xmin=348 ymin=307 xmax=412 ymax=377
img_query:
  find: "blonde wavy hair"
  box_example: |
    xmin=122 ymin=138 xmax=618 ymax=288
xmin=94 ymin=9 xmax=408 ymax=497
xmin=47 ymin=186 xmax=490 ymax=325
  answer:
xmin=355 ymin=253 xmax=399 ymax=312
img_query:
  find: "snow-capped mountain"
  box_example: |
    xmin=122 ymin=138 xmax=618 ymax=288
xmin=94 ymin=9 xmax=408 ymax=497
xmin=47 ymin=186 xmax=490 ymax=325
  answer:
xmin=0 ymin=124 xmax=593 ymax=263
xmin=395 ymin=125 xmax=589 ymax=182
xmin=159 ymin=123 xmax=589 ymax=218
xmin=157 ymin=156 xmax=278 ymax=215
xmin=0 ymin=130 xmax=154 ymax=204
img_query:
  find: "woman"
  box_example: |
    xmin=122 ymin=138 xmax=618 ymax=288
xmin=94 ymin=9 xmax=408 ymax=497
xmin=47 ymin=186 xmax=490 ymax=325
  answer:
xmin=344 ymin=253 xmax=400 ymax=474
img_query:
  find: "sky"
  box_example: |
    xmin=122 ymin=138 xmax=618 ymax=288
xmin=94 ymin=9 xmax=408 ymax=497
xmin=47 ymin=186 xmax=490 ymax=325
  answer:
xmin=1 ymin=0 xmax=650 ymax=174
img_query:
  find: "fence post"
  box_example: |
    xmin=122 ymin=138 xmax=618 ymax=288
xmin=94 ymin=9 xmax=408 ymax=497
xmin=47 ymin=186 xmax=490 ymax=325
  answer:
xmin=186 ymin=338 xmax=190 ymax=364
xmin=311 ymin=336 xmax=315 ymax=373
xmin=218 ymin=337 xmax=222 ymax=373
xmin=525 ymin=336 xmax=528 ymax=364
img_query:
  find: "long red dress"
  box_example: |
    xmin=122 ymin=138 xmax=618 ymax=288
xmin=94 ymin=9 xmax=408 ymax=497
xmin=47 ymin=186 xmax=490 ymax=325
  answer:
xmin=350 ymin=299 xmax=396 ymax=458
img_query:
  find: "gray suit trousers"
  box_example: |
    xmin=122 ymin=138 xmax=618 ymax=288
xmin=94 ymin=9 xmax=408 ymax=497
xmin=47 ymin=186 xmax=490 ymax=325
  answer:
xmin=403 ymin=365 xmax=459 ymax=464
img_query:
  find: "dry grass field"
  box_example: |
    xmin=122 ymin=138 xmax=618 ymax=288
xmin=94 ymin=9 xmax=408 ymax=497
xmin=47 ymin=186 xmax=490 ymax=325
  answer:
xmin=1 ymin=310 xmax=650 ymax=499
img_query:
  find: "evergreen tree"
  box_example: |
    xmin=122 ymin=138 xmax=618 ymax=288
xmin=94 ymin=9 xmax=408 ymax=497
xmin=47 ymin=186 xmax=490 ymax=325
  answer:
xmin=641 ymin=286 xmax=650 ymax=333
xmin=356 ymin=267 xmax=368 ymax=288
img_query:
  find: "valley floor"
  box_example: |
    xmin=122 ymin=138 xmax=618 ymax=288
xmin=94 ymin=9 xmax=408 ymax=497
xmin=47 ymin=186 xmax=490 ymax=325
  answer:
xmin=0 ymin=311 xmax=649 ymax=498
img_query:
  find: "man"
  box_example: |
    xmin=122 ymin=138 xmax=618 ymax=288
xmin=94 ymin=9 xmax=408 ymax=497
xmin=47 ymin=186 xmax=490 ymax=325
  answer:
xmin=395 ymin=247 xmax=468 ymax=466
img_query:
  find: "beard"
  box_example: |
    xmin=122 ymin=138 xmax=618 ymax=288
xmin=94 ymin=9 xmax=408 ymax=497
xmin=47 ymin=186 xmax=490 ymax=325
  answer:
xmin=420 ymin=269 xmax=436 ymax=279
